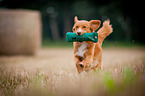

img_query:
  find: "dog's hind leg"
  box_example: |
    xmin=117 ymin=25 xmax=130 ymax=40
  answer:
xmin=92 ymin=43 xmax=102 ymax=70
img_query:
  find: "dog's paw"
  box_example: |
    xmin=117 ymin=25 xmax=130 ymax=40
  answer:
xmin=90 ymin=64 xmax=97 ymax=69
xmin=80 ymin=70 xmax=86 ymax=76
xmin=78 ymin=62 xmax=84 ymax=68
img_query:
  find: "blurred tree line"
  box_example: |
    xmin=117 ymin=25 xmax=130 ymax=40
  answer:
xmin=0 ymin=0 xmax=144 ymax=43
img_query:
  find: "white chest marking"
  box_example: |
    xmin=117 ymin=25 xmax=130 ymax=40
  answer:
xmin=76 ymin=42 xmax=88 ymax=58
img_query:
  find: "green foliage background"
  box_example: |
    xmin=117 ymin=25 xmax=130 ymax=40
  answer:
xmin=0 ymin=0 xmax=144 ymax=44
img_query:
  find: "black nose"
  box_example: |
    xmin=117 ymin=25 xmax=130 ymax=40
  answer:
xmin=77 ymin=32 xmax=81 ymax=36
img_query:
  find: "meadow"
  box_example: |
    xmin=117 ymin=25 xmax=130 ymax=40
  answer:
xmin=0 ymin=42 xmax=145 ymax=96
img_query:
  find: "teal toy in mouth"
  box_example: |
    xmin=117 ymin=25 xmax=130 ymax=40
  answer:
xmin=66 ymin=32 xmax=98 ymax=43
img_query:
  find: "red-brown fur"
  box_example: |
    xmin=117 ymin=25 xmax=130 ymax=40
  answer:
xmin=72 ymin=16 xmax=113 ymax=74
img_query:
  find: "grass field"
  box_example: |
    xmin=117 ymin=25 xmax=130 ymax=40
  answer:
xmin=0 ymin=46 xmax=145 ymax=96
xmin=42 ymin=40 xmax=145 ymax=48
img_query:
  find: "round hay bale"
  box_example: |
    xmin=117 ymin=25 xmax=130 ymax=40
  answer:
xmin=0 ymin=9 xmax=42 ymax=55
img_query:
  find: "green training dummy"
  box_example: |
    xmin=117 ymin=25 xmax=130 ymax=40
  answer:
xmin=66 ymin=32 xmax=98 ymax=43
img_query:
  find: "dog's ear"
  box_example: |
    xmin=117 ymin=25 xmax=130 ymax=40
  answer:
xmin=74 ymin=16 xmax=78 ymax=23
xmin=89 ymin=20 xmax=101 ymax=31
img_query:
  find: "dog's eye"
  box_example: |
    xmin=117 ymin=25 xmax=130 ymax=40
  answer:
xmin=76 ymin=26 xmax=78 ymax=28
xmin=83 ymin=26 xmax=86 ymax=28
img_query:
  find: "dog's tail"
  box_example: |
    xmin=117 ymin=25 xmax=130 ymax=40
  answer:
xmin=97 ymin=19 xmax=113 ymax=43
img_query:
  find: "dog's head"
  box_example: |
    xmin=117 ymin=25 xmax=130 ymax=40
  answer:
xmin=72 ymin=16 xmax=101 ymax=36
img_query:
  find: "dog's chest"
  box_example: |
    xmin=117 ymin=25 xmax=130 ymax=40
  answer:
xmin=76 ymin=42 xmax=88 ymax=58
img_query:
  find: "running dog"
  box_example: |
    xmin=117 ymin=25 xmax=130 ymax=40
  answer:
xmin=72 ymin=16 xmax=113 ymax=74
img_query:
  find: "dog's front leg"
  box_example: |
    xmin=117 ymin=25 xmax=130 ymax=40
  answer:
xmin=73 ymin=42 xmax=84 ymax=73
xmin=82 ymin=42 xmax=95 ymax=71
xmin=74 ymin=56 xmax=84 ymax=73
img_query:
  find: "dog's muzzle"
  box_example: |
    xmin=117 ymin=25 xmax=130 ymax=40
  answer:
xmin=77 ymin=32 xmax=81 ymax=36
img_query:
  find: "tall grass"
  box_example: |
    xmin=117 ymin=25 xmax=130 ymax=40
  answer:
xmin=0 ymin=58 xmax=145 ymax=96
xmin=0 ymin=48 xmax=145 ymax=96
